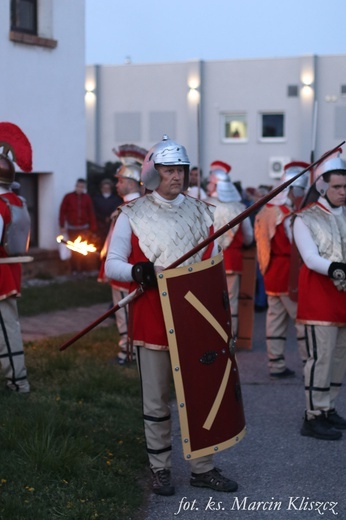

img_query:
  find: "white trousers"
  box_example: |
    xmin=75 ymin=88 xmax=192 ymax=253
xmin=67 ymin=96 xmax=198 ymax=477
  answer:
xmin=266 ymin=294 xmax=307 ymax=373
xmin=304 ymin=325 xmax=346 ymax=419
xmin=0 ymin=297 xmax=29 ymax=393
xmin=137 ymin=347 xmax=214 ymax=474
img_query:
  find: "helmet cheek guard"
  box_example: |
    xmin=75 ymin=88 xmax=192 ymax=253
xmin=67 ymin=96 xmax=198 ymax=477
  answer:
xmin=0 ymin=154 xmax=16 ymax=184
xmin=141 ymin=135 xmax=190 ymax=191
xmin=314 ymin=150 xmax=346 ymax=196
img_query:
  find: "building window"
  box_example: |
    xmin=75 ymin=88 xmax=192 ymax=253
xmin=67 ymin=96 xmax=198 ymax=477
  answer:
xmin=260 ymin=113 xmax=285 ymax=140
xmin=341 ymin=85 xmax=346 ymax=96
xmin=221 ymin=113 xmax=248 ymax=142
xmin=11 ymin=0 xmax=37 ymax=35
xmin=10 ymin=0 xmax=57 ymax=49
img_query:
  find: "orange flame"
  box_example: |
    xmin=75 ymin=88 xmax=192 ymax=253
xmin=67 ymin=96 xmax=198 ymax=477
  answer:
xmin=56 ymin=235 xmax=97 ymax=256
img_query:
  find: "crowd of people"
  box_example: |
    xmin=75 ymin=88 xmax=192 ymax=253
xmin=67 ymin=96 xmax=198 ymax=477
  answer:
xmin=1 ymin=125 xmax=345 ymax=497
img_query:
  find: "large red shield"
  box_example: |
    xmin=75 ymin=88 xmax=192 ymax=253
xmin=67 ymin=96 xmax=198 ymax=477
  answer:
xmin=158 ymin=252 xmax=246 ymax=460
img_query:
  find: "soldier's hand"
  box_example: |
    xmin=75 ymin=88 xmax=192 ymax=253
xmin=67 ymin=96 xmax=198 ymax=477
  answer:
xmin=132 ymin=262 xmax=158 ymax=287
xmin=328 ymin=262 xmax=346 ymax=281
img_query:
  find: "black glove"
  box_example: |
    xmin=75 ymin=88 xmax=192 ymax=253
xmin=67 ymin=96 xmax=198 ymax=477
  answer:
xmin=131 ymin=262 xmax=158 ymax=287
xmin=328 ymin=262 xmax=346 ymax=281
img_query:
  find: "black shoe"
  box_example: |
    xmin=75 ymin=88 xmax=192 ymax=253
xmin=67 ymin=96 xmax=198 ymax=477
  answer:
xmin=190 ymin=468 xmax=238 ymax=492
xmin=270 ymin=368 xmax=295 ymax=379
xmin=151 ymin=469 xmax=175 ymax=496
xmin=325 ymin=409 xmax=346 ymax=430
xmin=301 ymin=414 xmax=342 ymax=440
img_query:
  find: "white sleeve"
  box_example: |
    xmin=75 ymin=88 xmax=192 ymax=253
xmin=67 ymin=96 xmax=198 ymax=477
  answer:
xmin=293 ymin=217 xmax=331 ymax=275
xmin=105 ymin=212 xmax=134 ymax=282
xmin=241 ymin=216 xmax=254 ymax=245
xmin=0 ymin=215 xmax=3 ymax=240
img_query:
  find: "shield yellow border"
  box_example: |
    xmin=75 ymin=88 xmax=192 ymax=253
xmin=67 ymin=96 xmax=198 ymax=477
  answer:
xmin=158 ymin=252 xmax=246 ymax=460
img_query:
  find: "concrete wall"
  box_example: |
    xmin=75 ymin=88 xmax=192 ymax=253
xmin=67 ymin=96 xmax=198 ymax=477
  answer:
xmin=86 ymin=54 xmax=346 ymax=188
xmin=1 ymin=0 xmax=85 ymax=249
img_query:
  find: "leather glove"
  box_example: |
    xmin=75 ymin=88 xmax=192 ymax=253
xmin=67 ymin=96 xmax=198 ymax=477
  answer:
xmin=328 ymin=262 xmax=346 ymax=281
xmin=131 ymin=262 xmax=158 ymax=287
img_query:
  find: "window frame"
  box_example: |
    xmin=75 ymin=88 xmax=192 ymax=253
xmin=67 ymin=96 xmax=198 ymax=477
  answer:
xmin=221 ymin=112 xmax=248 ymax=144
xmin=258 ymin=112 xmax=286 ymax=143
xmin=11 ymin=0 xmax=38 ymax=35
xmin=9 ymin=0 xmax=57 ymax=49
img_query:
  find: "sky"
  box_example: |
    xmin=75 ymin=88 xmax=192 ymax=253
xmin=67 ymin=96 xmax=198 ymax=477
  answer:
xmin=86 ymin=0 xmax=346 ymax=66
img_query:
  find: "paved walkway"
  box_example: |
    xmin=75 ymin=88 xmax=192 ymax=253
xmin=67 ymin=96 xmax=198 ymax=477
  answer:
xmin=20 ymin=303 xmax=112 ymax=342
xmin=19 ymin=306 xmax=346 ymax=519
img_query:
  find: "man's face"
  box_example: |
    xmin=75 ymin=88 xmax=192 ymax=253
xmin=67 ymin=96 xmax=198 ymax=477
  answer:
xmin=206 ymin=180 xmax=216 ymax=196
xmin=75 ymin=181 xmax=86 ymax=194
xmin=116 ymin=177 xmax=135 ymax=198
xmin=189 ymin=169 xmax=199 ymax=186
xmin=101 ymin=182 xmax=113 ymax=195
xmin=156 ymin=165 xmax=185 ymax=200
xmin=326 ymin=173 xmax=346 ymax=207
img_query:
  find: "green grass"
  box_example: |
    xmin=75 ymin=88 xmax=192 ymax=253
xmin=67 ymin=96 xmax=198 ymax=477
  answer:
xmin=0 ymin=321 xmax=149 ymax=519
xmin=18 ymin=279 xmax=112 ymax=316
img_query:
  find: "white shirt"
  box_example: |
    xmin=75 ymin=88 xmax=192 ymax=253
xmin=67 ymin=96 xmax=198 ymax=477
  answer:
xmin=293 ymin=197 xmax=342 ymax=275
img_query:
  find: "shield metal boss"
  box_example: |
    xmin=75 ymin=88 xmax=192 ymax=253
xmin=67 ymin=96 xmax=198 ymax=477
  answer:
xmin=158 ymin=252 xmax=246 ymax=460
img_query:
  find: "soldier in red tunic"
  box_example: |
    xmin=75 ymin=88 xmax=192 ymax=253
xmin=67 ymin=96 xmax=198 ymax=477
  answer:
xmin=206 ymin=160 xmax=253 ymax=337
xmin=105 ymin=136 xmax=238 ymax=496
xmin=293 ymin=148 xmax=346 ymax=440
xmin=0 ymin=123 xmax=32 ymax=393
xmin=255 ymin=162 xmax=309 ymax=378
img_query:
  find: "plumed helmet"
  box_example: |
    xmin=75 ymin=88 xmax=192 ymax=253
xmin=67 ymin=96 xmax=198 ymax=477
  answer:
xmin=209 ymin=160 xmax=241 ymax=202
xmin=141 ymin=135 xmax=190 ymax=191
xmin=282 ymin=161 xmax=310 ymax=189
xmin=114 ymin=163 xmax=141 ymax=183
xmin=0 ymin=122 xmax=32 ymax=184
xmin=270 ymin=160 xmax=309 ymax=206
xmin=0 ymin=154 xmax=16 ymax=184
xmin=314 ymin=148 xmax=346 ymax=196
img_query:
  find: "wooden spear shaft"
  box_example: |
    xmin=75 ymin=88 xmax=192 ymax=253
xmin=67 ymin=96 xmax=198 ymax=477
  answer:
xmin=59 ymin=141 xmax=344 ymax=352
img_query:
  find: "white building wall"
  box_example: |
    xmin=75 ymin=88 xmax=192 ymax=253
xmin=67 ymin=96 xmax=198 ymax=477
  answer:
xmin=86 ymin=61 xmax=200 ymax=165
xmin=0 ymin=0 xmax=85 ymax=249
xmin=202 ymin=56 xmax=315 ymax=186
xmin=86 ymin=54 xmax=346 ymax=189
xmin=315 ymin=55 xmax=346 ymax=155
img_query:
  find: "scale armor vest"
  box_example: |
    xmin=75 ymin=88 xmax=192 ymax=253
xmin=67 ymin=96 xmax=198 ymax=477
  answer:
xmin=121 ymin=194 xmax=215 ymax=268
xmin=296 ymin=204 xmax=346 ymax=290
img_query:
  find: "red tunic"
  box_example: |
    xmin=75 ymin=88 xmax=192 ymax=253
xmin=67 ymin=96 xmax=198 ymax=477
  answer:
xmin=297 ymin=263 xmax=346 ymax=326
xmin=263 ymin=206 xmax=291 ymax=295
xmin=0 ymin=193 xmax=22 ymax=300
xmin=222 ymin=227 xmax=244 ymax=273
xmin=128 ymin=230 xmax=215 ymax=350
xmin=59 ymin=191 xmax=97 ymax=232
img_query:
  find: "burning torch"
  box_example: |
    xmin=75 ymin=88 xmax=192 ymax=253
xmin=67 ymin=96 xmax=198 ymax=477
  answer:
xmin=56 ymin=235 xmax=99 ymax=256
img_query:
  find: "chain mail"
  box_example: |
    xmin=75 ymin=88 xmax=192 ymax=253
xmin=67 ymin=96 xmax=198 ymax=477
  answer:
xmin=296 ymin=204 xmax=346 ymax=291
xmin=121 ymin=194 xmax=215 ymax=268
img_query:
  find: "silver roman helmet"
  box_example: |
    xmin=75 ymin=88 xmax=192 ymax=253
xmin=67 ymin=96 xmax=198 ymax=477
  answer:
xmin=282 ymin=161 xmax=310 ymax=189
xmin=112 ymin=143 xmax=148 ymax=185
xmin=270 ymin=160 xmax=310 ymax=205
xmin=114 ymin=163 xmax=141 ymax=183
xmin=141 ymin=135 xmax=190 ymax=191
xmin=209 ymin=160 xmax=241 ymax=202
xmin=314 ymin=148 xmax=346 ymax=196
